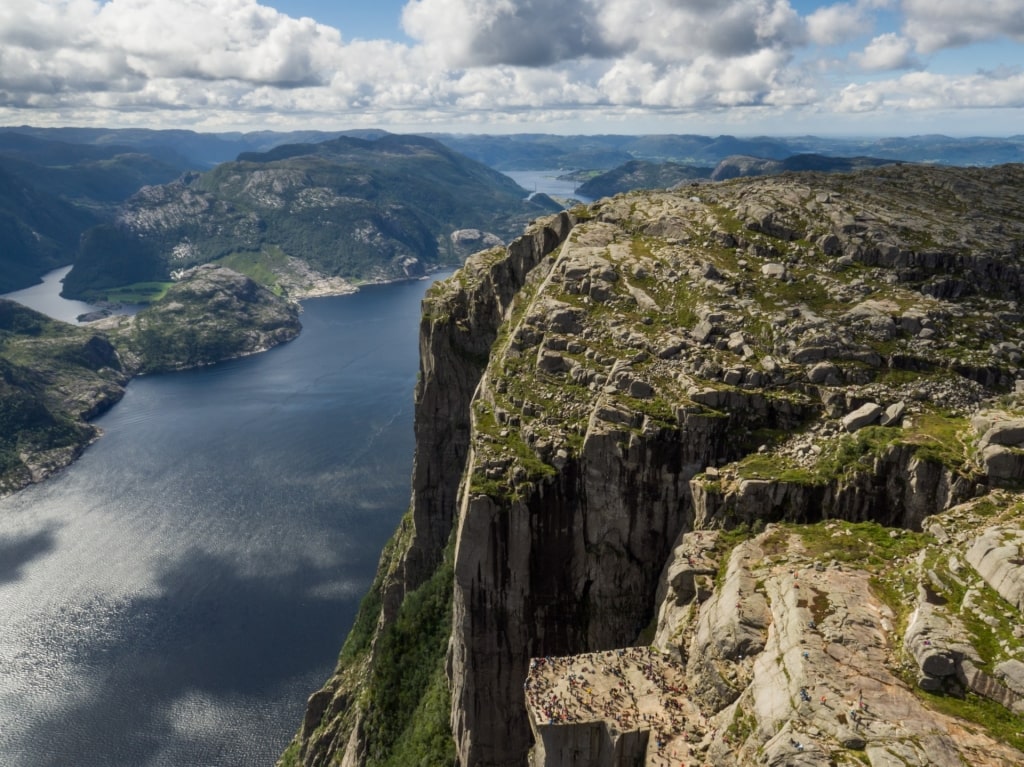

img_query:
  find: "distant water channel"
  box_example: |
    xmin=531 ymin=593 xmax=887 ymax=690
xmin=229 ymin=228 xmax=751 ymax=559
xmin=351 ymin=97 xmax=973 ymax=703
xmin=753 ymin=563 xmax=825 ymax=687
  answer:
xmin=503 ymin=170 xmax=592 ymax=203
xmin=2 ymin=265 xmax=144 ymax=324
xmin=0 ymin=275 xmax=445 ymax=767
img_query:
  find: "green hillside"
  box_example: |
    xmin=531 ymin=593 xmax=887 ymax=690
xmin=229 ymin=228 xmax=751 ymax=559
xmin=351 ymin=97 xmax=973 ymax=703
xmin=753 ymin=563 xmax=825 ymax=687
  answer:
xmin=0 ymin=164 xmax=101 ymax=293
xmin=64 ymin=134 xmax=561 ymax=300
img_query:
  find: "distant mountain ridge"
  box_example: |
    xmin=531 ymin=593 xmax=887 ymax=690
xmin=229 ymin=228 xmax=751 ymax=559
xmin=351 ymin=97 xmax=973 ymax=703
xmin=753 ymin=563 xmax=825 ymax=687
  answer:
xmin=431 ymin=132 xmax=1024 ymax=170
xmin=61 ymin=133 xmax=561 ymax=300
xmin=2 ymin=126 xmax=1022 ymax=297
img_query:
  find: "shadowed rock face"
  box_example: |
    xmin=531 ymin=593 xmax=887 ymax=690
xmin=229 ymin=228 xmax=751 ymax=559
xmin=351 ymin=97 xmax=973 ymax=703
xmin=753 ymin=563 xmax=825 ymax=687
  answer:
xmin=283 ymin=163 xmax=1024 ymax=767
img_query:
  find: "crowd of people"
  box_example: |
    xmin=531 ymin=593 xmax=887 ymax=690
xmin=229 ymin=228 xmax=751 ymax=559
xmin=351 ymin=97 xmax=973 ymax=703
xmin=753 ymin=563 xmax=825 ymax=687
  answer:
xmin=525 ymin=646 xmax=710 ymax=765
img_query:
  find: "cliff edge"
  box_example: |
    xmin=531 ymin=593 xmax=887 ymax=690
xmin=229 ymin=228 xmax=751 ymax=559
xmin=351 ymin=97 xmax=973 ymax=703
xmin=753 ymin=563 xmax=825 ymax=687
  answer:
xmin=283 ymin=163 xmax=1024 ymax=767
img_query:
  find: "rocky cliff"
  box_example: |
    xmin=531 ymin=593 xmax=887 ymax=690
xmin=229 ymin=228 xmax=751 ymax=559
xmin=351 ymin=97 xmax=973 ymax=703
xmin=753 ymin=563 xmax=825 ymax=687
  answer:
xmin=282 ymin=163 xmax=1024 ymax=767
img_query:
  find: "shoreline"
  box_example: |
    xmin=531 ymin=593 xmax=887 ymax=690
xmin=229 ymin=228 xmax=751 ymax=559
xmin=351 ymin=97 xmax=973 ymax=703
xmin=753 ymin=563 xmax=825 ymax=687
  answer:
xmin=0 ymin=265 xmax=459 ymax=501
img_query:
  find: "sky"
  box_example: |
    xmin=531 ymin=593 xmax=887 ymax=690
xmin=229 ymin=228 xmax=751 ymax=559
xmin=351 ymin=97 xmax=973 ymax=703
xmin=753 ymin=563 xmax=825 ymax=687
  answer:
xmin=0 ymin=0 xmax=1022 ymax=136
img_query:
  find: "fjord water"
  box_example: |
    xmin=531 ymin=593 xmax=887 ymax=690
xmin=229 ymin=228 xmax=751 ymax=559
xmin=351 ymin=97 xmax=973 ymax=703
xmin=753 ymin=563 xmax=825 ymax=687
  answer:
xmin=0 ymin=277 xmax=442 ymax=767
xmin=2 ymin=265 xmax=143 ymax=324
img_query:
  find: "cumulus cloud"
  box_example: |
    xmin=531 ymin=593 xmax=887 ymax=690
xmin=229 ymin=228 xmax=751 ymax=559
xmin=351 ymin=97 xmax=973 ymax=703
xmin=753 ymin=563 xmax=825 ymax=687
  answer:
xmin=0 ymin=0 xmax=344 ymax=101
xmin=806 ymin=2 xmax=870 ymax=45
xmin=836 ymin=68 xmax=1024 ymax=112
xmin=0 ymin=0 xmax=1021 ymax=133
xmin=402 ymin=0 xmax=623 ymax=67
xmin=903 ymin=0 xmax=1024 ymax=53
xmin=403 ymin=0 xmax=805 ymax=67
xmin=852 ymin=33 xmax=919 ymax=71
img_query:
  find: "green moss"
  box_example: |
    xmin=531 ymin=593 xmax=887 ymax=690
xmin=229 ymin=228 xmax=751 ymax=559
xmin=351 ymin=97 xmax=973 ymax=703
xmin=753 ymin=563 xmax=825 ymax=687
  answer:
xmin=363 ymin=541 xmax=455 ymax=767
xmin=277 ymin=741 xmax=300 ymax=767
xmin=727 ymin=705 xmax=757 ymax=743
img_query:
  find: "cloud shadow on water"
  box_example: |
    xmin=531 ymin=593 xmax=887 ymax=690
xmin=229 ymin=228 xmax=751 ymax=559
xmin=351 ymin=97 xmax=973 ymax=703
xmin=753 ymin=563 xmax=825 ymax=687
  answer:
xmin=0 ymin=526 xmax=58 ymax=585
xmin=16 ymin=546 xmax=370 ymax=767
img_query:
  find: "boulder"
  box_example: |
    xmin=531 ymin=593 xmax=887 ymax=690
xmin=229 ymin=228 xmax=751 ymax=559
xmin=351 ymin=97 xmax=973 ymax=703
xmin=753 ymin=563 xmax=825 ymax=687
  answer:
xmin=807 ymin=361 xmax=841 ymax=385
xmin=981 ymin=444 xmax=1024 ymax=482
xmin=880 ymin=401 xmax=907 ymax=427
xmin=965 ymin=528 xmax=1024 ymax=611
xmin=981 ymin=419 xmax=1024 ymax=448
xmin=842 ymin=402 xmax=883 ymax=432
xmin=995 ymin=660 xmax=1024 ymax=697
xmin=537 ymin=350 xmax=568 ymax=373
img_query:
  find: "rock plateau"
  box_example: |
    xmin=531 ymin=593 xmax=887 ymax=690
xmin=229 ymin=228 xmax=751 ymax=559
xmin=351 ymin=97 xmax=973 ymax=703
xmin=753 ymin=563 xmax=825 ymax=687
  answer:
xmin=282 ymin=163 xmax=1024 ymax=767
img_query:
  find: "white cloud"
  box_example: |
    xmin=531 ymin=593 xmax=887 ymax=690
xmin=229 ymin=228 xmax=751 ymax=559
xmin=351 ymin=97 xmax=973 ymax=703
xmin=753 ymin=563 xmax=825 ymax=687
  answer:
xmin=94 ymin=0 xmax=343 ymax=85
xmin=852 ymin=33 xmax=919 ymax=71
xmin=598 ymin=0 xmax=805 ymax=61
xmin=806 ymin=3 xmax=870 ymax=45
xmin=403 ymin=0 xmax=805 ymax=66
xmin=402 ymin=0 xmax=623 ymax=67
xmin=0 ymin=0 xmax=1021 ymax=134
xmin=903 ymin=0 xmax=1024 ymax=53
xmin=836 ymin=68 xmax=1024 ymax=112
xmin=0 ymin=0 xmax=344 ymax=101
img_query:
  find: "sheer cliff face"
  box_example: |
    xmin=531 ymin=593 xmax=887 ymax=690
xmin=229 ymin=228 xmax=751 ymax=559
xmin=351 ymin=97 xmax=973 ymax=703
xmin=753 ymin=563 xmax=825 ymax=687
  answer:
xmin=446 ymin=164 xmax=1024 ymax=766
xmin=285 ymin=164 xmax=1024 ymax=767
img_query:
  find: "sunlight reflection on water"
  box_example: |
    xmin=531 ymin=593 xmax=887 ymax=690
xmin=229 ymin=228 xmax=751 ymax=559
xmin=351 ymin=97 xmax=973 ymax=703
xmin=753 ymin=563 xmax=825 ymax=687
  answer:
xmin=0 ymin=277 xmax=445 ymax=767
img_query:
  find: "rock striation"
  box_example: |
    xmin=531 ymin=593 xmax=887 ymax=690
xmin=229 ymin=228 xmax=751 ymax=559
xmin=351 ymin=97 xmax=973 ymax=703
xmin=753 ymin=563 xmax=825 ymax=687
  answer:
xmin=282 ymin=163 xmax=1024 ymax=767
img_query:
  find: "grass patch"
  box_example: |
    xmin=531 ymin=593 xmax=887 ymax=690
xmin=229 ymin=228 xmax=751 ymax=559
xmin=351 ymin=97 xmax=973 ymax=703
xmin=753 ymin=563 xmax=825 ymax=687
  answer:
xmin=215 ymin=246 xmax=292 ymax=294
xmin=735 ymin=453 xmax=818 ymax=485
xmin=791 ymin=520 xmax=926 ymax=570
xmin=363 ymin=541 xmax=455 ymax=767
xmin=919 ymin=691 xmax=1024 ymax=753
xmin=102 ymin=281 xmax=173 ymax=303
xmin=901 ymin=411 xmax=970 ymax=471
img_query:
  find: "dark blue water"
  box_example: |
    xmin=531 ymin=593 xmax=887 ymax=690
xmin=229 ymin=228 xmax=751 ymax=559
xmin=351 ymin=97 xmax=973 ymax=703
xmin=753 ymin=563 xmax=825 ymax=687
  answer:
xmin=0 ymin=277 xmax=442 ymax=767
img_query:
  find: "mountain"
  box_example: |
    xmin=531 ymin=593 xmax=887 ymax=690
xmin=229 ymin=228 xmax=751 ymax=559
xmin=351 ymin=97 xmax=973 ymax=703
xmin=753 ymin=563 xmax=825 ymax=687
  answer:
xmin=0 ymin=163 xmax=101 ymax=292
xmin=281 ymin=162 xmax=1024 ymax=767
xmin=62 ymin=134 xmax=562 ymax=301
xmin=575 ymin=159 xmax=714 ymax=197
xmin=711 ymin=153 xmax=900 ymax=180
xmin=107 ymin=264 xmax=301 ymax=374
xmin=0 ymin=299 xmax=127 ymax=494
xmin=432 ymin=133 xmax=1024 ymax=170
xmin=563 ymin=154 xmax=895 ymax=199
xmin=1 ymin=126 xmax=393 ymax=168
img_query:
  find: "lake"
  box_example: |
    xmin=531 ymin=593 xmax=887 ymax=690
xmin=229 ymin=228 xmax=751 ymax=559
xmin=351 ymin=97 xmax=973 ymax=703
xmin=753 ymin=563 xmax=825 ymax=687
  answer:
xmin=0 ymin=276 xmax=444 ymax=767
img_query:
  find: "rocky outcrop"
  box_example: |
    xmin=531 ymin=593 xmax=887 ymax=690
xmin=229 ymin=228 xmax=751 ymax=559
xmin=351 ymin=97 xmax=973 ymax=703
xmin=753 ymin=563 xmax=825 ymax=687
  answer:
xmin=100 ymin=264 xmax=301 ymax=374
xmin=285 ymin=163 xmax=1024 ymax=767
